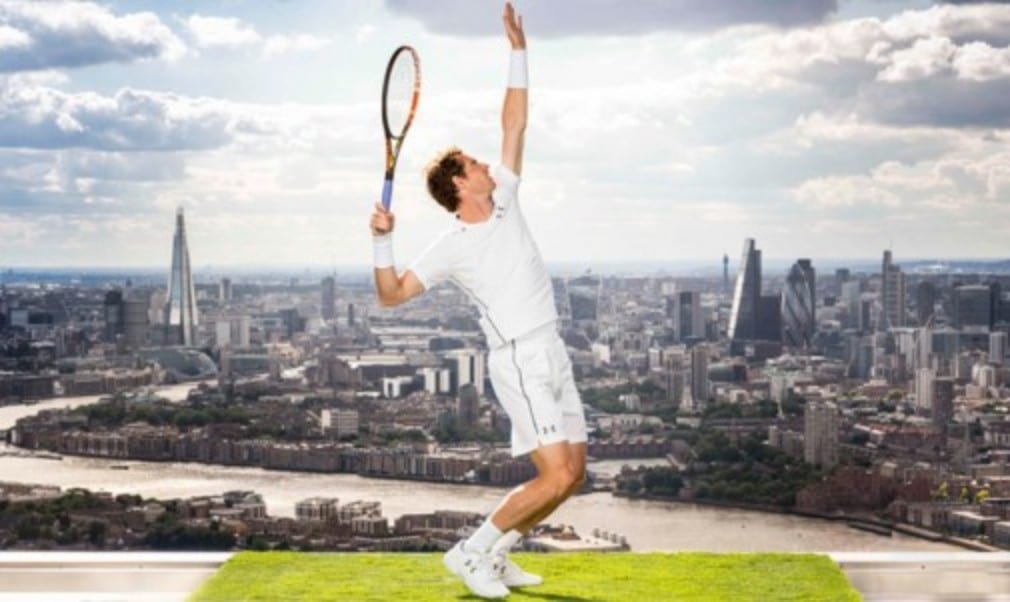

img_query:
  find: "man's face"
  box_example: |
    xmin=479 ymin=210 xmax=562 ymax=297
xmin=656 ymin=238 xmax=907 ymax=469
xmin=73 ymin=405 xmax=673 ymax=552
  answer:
xmin=455 ymin=152 xmax=495 ymax=197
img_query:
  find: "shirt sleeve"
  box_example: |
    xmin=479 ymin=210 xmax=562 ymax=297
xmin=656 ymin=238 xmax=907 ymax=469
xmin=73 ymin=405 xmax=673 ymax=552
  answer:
xmin=407 ymin=232 xmax=454 ymax=290
xmin=492 ymin=164 xmax=520 ymax=209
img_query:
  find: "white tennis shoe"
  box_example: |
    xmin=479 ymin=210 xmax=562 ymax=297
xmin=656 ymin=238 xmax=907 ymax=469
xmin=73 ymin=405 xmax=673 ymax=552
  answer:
xmin=494 ymin=551 xmax=543 ymax=587
xmin=443 ymin=541 xmax=510 ymax=599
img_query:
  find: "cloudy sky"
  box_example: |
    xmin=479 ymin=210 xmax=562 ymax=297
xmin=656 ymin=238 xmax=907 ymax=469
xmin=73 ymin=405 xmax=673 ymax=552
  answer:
xmin=1 ymin=0 xmax=1008 ymax=270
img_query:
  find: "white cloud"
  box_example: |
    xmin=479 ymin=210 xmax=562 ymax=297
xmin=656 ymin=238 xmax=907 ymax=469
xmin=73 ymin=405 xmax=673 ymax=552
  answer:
xmin=0 ymin=23 xmax=29 ymax=49
xmin=355 ymin=25 xmax=377 ymax=44
xmin=0 ymin=77 xmax=256 ymax=151
xmin=712 ymin=4 xmax=1010 ymax=90
xmin=385 ymin=0 xmax=839 ymax=36
xmin=0 ymin=1 xmax=185 ymax=72
xmin=792 ymin=142 xmax=1010 ymax=215
xmin=951 ymin=41 xmax=1010 ymax=81
xmin=262 ymin=34 xmax=331 ymax=58
xmin=183 ymin=14 xmax=331 ymax=58
xmin=878 ymin=36 xmax=956 ymax=81
xmin=186 ymin=14 xmax=261 ymax=49
xmin=2 ymin=1 xmax=1010 ymax=266
xmin=793 ymin=174 xmax=903 ymax=208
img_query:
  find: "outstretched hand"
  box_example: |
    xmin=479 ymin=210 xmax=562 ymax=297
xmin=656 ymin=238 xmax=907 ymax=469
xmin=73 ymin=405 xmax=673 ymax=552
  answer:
xmin=503 ymin=2 xmax=525 ymax=50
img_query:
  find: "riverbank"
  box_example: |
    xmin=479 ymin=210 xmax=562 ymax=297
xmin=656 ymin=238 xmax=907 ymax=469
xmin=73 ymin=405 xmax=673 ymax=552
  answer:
xmin=613 ymin=491 xmax=1003 ymax=552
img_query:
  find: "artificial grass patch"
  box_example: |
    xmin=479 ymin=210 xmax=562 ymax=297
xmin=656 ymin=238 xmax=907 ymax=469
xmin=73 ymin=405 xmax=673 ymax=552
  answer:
xmin=189 ymin=551 xmax=862 ymax=601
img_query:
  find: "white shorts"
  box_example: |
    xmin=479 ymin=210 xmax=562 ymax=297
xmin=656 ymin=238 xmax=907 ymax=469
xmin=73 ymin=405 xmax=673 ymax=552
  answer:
xmin=488 ymin=321 xmax=588 ymax=457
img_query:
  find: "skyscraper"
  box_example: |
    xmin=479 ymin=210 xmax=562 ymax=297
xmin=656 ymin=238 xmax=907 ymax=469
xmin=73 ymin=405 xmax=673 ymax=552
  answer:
xmin=104 ymin=290 xmax=124 ymax=342
xmin=916 ymin=281 xmax=937 ymax=326
xmin=804 ymin=401 xmax=839 ymax=468
xmin=933 ymin=377 xmax=954 ymax=440
xmin=455 ymin=349 xmax=486 ymax=396
xmin=991 ymin=332 xmax=1007 ymax=365
xmin=219 ymin=277 xmax=232 ymax=305
xmin=568 ymin=273 xmax=601 ymax=323
xmin=722 ymin=253 xmax=729 ymax=296
xmin=835 ymin=268 xmax=851 ymax=295
xmin=321 ymin=276 xmax=337 ymax=321
xmin=676 ymin=291 xmax=705 ymax=342
xmin=881 ymin=250 xmax=905 ymax=329
xmin=782 ymin=259 xmax=816 ymax=349
xmin=689 ymin=344 xmax=710 ymax=406
xmin=953 ymin=285 xmax=993 ymax=330
xmin=164 ymin=208 xmax=199 ymax=346
xmin=756 ymin=294 xmax=782 ymax=342
xmin=729 ymin=238 xmax=761 ymax=343
xmin=915 ymin=367 xmax=936 ymax=412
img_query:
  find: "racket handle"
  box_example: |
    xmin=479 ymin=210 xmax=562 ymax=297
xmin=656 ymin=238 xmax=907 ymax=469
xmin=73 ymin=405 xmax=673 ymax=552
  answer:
xmin=381 ymin=178 xmax=393 ymax=210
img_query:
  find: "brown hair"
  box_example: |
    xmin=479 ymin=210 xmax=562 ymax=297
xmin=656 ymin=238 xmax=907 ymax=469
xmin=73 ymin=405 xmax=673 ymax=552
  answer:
xmin=425 ymin=147 xmax=464 ymax=213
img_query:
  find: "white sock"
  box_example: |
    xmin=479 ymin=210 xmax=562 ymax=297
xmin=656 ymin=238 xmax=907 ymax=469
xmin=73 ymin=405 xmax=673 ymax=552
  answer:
xmin=465 ymin=519 xmax=504 ymax=554
xmin=490 ymin=529 xmax=522 ymax=555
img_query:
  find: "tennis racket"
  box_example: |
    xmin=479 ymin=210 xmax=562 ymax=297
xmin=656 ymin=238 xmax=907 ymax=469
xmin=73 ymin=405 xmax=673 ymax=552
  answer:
xmin=380 ymin=45 xmax=421 ymax=210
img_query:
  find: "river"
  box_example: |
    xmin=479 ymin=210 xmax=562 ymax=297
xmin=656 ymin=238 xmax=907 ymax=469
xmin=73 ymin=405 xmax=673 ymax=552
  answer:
xmin=0 ymin=385 xmax=960 ymax=553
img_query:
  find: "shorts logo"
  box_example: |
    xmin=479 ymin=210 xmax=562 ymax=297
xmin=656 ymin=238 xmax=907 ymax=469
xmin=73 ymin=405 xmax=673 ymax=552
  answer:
xmin=542 ymin=425 xmax=557 ymax=435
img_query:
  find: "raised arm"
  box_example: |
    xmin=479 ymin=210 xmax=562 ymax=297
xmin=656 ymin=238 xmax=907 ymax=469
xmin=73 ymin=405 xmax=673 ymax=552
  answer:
xmin=501 ymin=2 xmax=527 ymax=176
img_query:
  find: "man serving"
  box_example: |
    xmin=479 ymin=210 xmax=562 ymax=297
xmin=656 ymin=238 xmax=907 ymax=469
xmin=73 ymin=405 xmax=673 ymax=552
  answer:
xmin=369 ymin=3 xmax=588 ymax=598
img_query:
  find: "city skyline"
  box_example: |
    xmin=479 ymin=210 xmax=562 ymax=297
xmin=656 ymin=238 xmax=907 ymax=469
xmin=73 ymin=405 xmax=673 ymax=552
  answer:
xmin=1 ymin=0 xmax=1009 ymax=267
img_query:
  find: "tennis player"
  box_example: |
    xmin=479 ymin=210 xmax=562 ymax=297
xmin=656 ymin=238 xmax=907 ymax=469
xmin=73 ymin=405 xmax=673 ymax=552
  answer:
xmin=369 ymin=3 xmax=587 ymax=598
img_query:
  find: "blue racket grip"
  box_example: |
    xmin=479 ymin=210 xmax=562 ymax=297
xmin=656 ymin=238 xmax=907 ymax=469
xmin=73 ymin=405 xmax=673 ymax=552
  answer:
xmin=381 ymin=178 xmax=393 ymax=210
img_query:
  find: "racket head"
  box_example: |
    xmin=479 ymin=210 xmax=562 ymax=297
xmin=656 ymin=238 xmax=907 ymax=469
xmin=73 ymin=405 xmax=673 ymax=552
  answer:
xmin=381 ymin=45 xmax=421 ymax=147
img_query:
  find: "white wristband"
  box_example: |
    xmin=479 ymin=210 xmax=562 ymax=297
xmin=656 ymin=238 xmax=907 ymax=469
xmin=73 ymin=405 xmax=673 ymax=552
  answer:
xmin=508 ymin=49 xmax=528 ymax=89
xmin=373 ymin=234 xmax=394 ymax=269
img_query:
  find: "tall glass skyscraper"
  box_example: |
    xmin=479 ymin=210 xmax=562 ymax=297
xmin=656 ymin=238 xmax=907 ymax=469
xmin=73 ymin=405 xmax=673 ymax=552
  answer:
xmin=165 ymin=208 xmax=199 ymax=346
xmin=782 ymin=259 xmax=816 ymax=349
xmin=728 ymin=238 xmax=761 ymax=343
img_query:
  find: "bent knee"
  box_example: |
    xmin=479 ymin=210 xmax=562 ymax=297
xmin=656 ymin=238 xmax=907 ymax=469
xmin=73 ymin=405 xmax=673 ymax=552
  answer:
xmin=542 ymin=466 xmax=580 ymax=499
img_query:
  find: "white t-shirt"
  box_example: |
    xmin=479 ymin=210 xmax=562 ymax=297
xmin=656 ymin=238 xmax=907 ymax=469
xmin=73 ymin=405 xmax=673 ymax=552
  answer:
xmin=408 ymin=165 xmax=558 ymax=347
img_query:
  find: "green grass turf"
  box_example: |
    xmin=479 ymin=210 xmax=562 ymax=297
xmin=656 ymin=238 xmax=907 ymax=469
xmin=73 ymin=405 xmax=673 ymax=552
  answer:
xmin=188 ymin=551 xmax=862 ymax=601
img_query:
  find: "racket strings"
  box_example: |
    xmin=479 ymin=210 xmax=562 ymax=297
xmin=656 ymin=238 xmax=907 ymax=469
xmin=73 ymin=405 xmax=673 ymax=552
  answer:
xmin=384 ymin=54 xmax=419 ymax=136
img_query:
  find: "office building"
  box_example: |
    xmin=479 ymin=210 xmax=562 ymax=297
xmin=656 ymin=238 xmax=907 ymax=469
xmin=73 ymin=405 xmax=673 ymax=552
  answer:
xmin=933 ymin=377 xmax=954 ymax=438
xmin=916 ymin=281 xmax=937 ymax=326
xmin=729 ymin=238 xmax=761 ymax=343
xmin=164 ymin=208 xmax=199 ymax=346
xmin=675 ymin=291 xmax=705 ymax=341
xmin=689 ymin=344 xmax=710 ymax=406
xmin=322 ymin=276 xmax=337 ymax=321
xmin=219 ymin=277 xmax=232 ymax=305
xmin=991 ymin=332 xmax=1008 ymax=365
xmin=916 ymin=367 xmax=936 ymax=412
xmin=455 ymin=349 xmax=486 ymax=396
xmin=881 ymin=250 xmax=905 ymax=329
xmin=804 ymin=401 xmax=839 ymax=468
xmin=782 ymin=259 xmax=816 ymax=349
xmin=953 ymin=285 xmax=993 ymax=330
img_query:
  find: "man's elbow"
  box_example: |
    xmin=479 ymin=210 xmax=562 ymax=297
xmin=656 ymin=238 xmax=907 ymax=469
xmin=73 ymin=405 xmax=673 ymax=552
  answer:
xmin=376 ymin=291 xmax=403 ymax=308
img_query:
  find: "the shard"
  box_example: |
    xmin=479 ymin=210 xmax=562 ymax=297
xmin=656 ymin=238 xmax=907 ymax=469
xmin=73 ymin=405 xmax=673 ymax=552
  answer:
xmin=165 ymin=208 xmax=199 ymax=346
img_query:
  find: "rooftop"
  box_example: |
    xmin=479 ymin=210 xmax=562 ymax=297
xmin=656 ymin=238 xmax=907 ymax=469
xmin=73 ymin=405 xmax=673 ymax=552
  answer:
xmin=0 ymin=551 xmax=1008 ymax=601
